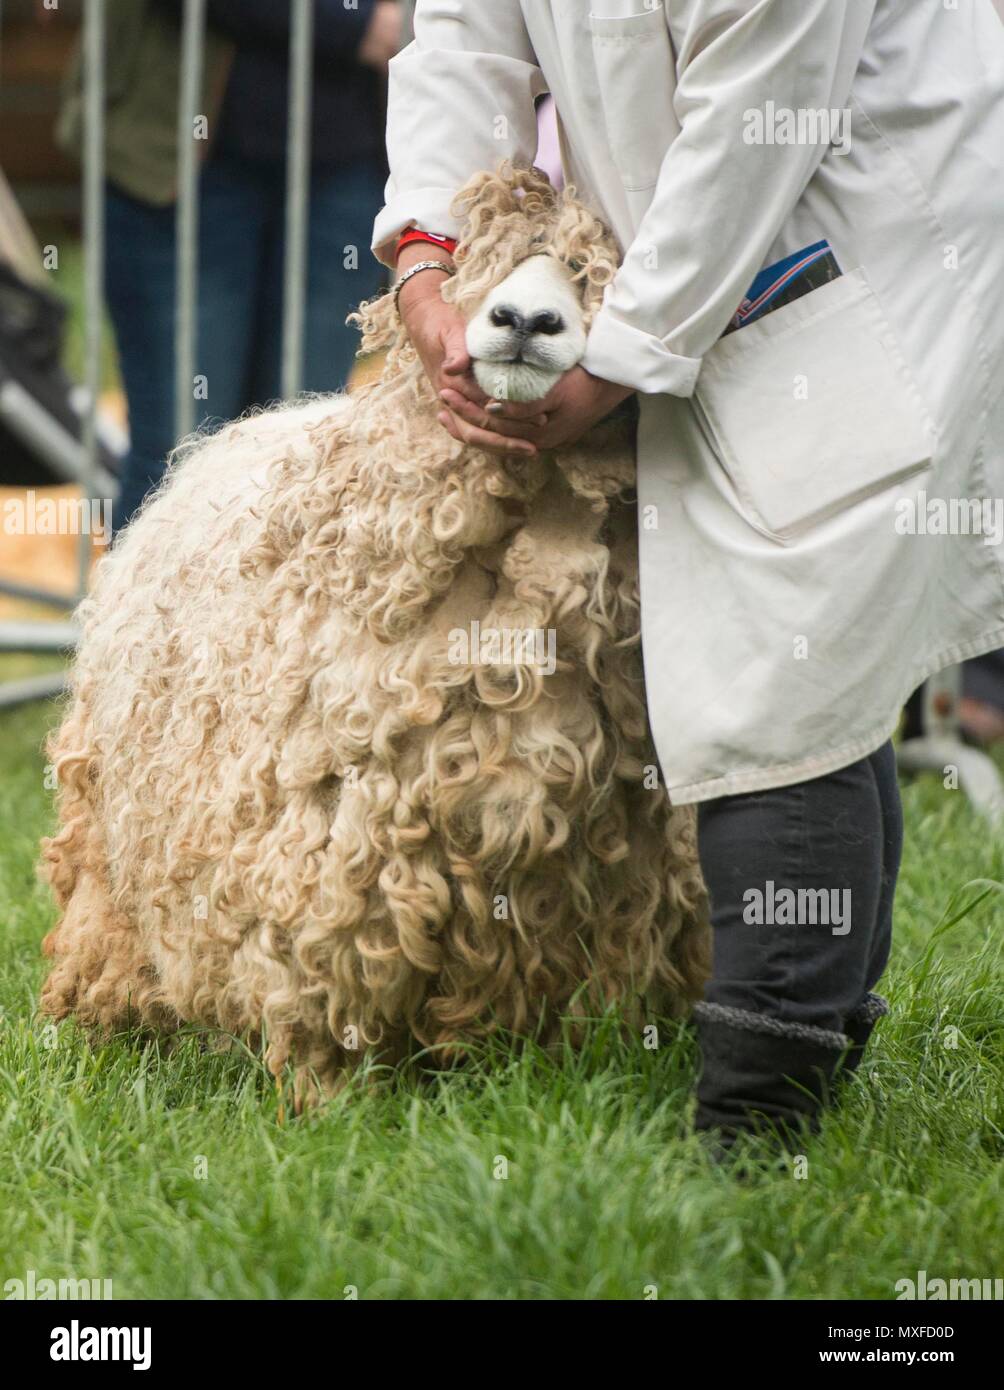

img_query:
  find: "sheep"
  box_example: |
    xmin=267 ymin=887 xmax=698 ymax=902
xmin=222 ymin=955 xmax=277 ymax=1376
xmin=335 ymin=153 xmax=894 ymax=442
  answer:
xmin=39 ymin=162 xmax=709 ymax=1101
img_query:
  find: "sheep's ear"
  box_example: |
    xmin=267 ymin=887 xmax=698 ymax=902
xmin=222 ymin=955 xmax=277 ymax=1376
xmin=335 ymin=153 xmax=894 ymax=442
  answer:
xmin=551 ymin=195 xmax=620 ymax=308
xmin=451 ymin=161 xmax=557 ymax=244
xmin=451 ymin=167 xmax=521 ymax=231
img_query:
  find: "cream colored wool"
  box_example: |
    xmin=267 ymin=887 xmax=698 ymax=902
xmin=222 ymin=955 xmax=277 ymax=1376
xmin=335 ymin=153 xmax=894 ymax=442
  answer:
xmin=40 ymin=164 xmax=709 ymax=1100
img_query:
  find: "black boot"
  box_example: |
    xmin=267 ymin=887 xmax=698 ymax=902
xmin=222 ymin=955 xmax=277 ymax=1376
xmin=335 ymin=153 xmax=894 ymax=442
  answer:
xmin=841 ymin=991 xmax=889 ymax=1075
xmin=693 ymin=1002 xmax=852 ymax=1157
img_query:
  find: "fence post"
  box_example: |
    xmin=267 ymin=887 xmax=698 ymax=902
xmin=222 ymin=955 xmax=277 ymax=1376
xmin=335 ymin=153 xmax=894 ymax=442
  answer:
xmin=80 ymin=0 xmax=105 ymax=592
xmin=175 ymin=0 xmax=206 ymax=443
xmin=281 ymin=0 xmax=315 ymax=401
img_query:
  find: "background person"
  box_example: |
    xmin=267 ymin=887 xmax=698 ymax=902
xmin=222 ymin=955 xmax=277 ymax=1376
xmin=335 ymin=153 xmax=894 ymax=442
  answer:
xmin=57 ymin=0 xmax=400 ymax=530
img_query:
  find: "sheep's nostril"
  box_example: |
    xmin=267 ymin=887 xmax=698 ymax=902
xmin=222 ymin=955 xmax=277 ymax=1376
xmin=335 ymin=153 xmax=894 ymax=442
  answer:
xmin=529 ymin=309 xmax=565 ymax=336
xmin=490 ymin=304 xmax=525 ymax=333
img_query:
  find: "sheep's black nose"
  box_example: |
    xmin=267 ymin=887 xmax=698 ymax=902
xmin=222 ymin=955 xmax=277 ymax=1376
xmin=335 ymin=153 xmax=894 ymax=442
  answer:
xmin=528 ymin=309 xmax=564 ymax=335
xmin=490 ymin=305 xmax=565 ymax=336
xmin=490 ymin=304 xmax=525 ymax=333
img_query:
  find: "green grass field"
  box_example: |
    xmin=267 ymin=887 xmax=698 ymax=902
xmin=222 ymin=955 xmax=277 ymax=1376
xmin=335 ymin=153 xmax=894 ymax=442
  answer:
xmin=1 ymin=683 xmax=1002 ymax=1300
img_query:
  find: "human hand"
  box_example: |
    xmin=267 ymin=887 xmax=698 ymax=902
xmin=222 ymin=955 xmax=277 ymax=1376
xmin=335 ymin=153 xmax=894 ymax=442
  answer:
xmin=358 ymin=1 xmax=401 ymax=73
xmin=438 ymin=365 xmax=635 ymax=456
xmin=396 ymin=252 xmax=535 ymax=453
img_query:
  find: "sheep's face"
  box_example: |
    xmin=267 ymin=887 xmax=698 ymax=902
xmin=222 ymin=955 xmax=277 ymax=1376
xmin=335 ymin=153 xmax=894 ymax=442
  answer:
xmin=466 ymin=254 xmax=588 ymax=403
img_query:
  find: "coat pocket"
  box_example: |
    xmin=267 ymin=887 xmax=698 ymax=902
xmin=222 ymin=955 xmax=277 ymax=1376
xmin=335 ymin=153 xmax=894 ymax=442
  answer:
xmin=693 ymin=269 xmax=938 ymax=542
xmin=588 ymin=6 xmax=678 ymax=194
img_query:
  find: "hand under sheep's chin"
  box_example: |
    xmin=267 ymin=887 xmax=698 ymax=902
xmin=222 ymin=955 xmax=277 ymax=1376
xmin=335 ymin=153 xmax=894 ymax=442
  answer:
xmin=471 ymin=358 xmax=563 ymax=403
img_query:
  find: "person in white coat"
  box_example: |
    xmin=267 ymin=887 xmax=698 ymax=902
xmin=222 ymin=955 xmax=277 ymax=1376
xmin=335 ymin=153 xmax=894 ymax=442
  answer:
xmin=372 ymin=0 xmax=1004 ymax=1150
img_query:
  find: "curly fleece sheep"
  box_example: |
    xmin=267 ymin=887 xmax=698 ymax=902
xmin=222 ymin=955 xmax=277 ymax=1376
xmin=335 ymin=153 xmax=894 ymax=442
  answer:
xmin=40 ymin=164 xmax=709 ymax=1099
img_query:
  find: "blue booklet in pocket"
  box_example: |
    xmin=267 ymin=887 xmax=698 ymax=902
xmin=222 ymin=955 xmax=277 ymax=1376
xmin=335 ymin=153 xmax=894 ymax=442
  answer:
xmin=725 ymin=240 xmax=843 ymax=336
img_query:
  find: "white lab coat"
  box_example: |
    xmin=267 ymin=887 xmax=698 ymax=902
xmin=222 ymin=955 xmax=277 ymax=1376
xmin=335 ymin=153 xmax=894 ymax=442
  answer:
xmin=372 ymin=0 xmax=1004 ymax=804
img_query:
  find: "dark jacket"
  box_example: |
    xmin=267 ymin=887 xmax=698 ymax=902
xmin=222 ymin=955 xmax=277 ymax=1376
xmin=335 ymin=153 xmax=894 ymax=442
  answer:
xmin=56 ymin=0 xmax=233 ymax=206
xmin=169 ymin=0 xmax=387 ymax=172
xmin=57 ymin=0 xmax=387 ymax=207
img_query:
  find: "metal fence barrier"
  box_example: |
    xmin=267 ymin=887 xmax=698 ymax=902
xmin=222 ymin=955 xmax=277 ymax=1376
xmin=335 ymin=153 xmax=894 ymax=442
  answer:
xmin=174 ymin=0 xmax=205 ymax=445
xmin=0 ymin=0 xmax=327 ymax=708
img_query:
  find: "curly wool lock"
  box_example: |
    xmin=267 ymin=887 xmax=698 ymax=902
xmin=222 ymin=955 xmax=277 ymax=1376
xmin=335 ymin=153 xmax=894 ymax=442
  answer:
xmin=39 ymin=163 xmax=709 ymax=1098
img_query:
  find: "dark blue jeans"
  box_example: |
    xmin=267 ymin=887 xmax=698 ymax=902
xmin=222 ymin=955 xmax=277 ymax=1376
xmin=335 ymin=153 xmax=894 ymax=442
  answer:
xmin=696 ymin=740 xmax=903 ymax=1037
xmin=105 ymin=153 xmax=386 ymax=530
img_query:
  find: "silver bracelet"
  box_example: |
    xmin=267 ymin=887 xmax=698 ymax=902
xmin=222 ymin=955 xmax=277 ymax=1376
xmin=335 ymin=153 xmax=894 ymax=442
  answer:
xmin=393 ymin=258 xmax=455 ymax=315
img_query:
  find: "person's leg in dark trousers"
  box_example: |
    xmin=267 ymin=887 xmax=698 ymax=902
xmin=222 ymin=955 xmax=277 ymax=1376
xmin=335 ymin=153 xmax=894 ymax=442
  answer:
xmin=104 ymin=185 xmax=179 ymax=531
xmin=186 ymin=154 xmax=269 ymax=427
xmin=840 ymin=739 xmax=903 ymax=1068
xmin=249 ymin=157 xmax=389 ymax=401
xmin=693 ymin=739 xmax=903 ymax=1148
xmin=301 ymin=159 xmax=389 ymax=392
xmin=105 ymin=158 xmax=267 ymax=533
xmin=863 ymin=739 xmax=902 ymax=993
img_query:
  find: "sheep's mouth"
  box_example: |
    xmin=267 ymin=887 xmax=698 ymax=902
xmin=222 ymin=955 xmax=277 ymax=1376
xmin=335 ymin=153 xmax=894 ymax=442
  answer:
xmin=471 ymin=356 xmax=565 ymax=403
xmin=476 ymin=343 xmax=560 ymax=369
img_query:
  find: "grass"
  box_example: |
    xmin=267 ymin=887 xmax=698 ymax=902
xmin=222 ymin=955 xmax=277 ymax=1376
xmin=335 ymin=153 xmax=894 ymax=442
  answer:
xmin=1 ymin=681 xmax=1002 ymax=1300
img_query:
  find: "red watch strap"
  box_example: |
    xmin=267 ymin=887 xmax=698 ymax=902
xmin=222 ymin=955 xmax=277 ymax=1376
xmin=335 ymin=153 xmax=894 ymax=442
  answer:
xmin=397 ymin=229 xmax=458 ymax=259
